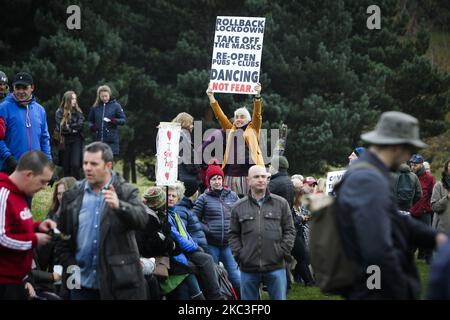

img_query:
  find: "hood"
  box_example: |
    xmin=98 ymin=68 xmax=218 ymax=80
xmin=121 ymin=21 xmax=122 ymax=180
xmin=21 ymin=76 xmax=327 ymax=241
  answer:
xmin=0 ymin=172 xmax=23 ymax=196
xmin=4 ymin=93 xmax=36 ymax=106
xmin=96 ymin=98 xmax=117 ymax=107
xmin=105 ymin=98 xmax=117 ymax=106
xmin=177 ymin=196 xmax=193 ymax=209
xmin=399 ymin=163 xmax=411 ymax=173
xmin=270 ymin=171 xmax=289 ymax=180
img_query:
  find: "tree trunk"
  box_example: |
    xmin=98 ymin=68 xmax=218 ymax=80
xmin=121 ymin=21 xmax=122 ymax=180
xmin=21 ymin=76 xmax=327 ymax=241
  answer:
xmin=123 ymin=158 xmax=130 ymax=182
xmin=131 ymin=153 xmax=137 ymax=184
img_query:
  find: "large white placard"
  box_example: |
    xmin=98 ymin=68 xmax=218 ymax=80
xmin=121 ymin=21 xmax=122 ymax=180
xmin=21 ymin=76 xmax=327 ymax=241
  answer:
xmin=156 ymin=122 xmax=181 ymax=186
xmin=210 ymin=16 xmax=266 ymax=95
xmin=326 ymin=170 xmax=346 ymax=194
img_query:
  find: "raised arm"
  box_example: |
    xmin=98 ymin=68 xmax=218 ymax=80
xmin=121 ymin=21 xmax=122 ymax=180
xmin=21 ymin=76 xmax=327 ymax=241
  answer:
xmin=251 ymin=83 xmax=262 ymax=130
xmin=206 ymin=86 xmax=233 ymax=130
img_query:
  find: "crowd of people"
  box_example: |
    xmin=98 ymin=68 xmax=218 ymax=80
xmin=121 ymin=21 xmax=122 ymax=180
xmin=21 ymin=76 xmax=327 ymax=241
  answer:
xmin=1 ymin=70 xmax=450 ymax=300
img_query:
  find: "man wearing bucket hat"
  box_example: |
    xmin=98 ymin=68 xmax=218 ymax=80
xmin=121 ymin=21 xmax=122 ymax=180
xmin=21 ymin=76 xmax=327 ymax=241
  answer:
xmin=336 ymin=111 xmax=447 ymax=299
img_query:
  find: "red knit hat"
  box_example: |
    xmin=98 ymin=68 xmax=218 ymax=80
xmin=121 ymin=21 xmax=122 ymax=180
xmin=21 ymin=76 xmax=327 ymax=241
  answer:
xmin=206 ymin=162 xmax=225 ymax=188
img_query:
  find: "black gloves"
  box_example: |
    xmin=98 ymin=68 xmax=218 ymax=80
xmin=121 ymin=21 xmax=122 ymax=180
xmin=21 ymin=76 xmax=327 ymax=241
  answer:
xmin=5 ymin=156 xmax=17 ymax=174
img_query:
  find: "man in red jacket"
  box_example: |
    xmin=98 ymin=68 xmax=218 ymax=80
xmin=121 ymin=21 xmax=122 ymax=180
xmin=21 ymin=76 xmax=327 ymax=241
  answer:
xmin=410 ymin=154 xmax=436 ymax=263
xmin=0 ymin=150 xmax=56 ymax=299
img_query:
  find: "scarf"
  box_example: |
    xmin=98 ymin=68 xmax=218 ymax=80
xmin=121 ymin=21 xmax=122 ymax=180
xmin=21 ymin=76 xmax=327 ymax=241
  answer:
xmin=12 ymin=93 xmax=33 ymax=106
xmin=416 ymin=166 xmax=425 ymax=177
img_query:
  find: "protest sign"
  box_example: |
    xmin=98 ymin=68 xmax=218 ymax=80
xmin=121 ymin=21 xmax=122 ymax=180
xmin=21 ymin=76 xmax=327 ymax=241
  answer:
xmin=210 ymin=16 xmax=265 ymax=94
xmin=156 ymin=122 xmax=181 ymax=186
xmin=326 ymin=170 xmax=346 ymax=194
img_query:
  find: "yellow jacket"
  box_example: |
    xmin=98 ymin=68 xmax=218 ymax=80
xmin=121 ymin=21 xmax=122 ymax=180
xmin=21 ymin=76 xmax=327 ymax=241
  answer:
xmin=210 ymin=98 xmax=265 ymax=170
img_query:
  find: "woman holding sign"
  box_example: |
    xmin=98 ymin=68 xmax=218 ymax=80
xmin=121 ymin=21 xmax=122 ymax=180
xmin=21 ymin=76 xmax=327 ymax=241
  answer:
xmin=206 ymin=83 xmax=264 ymax=197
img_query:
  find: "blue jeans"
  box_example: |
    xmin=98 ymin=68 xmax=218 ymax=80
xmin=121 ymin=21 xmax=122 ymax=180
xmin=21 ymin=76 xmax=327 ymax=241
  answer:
xmin=241 ymin=268 xmax=287 ymax=300
xmin=207 ymin=245 xmax=241 ymax=289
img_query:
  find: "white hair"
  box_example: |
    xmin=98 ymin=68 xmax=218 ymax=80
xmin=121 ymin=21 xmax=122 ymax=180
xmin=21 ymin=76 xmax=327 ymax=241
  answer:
xmin=168 ymin=181 xmax=186 ymax=201
xmin=234 ymin=107 xmax=251 ymax=123
xmin=291 ymin=174 xmax=304 ymax=182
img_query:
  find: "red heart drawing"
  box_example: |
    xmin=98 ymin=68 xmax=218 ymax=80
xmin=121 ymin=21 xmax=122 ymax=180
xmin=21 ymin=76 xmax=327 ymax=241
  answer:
xmin=167 ymin=131 xmax=172 ymax=141
xmin=165 ymin=172 xmax=170 ymax=180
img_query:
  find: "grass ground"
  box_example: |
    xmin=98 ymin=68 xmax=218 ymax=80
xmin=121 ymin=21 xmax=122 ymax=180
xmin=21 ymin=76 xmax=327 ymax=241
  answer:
xmin=31 ymin=169 xmax=432 ymax=300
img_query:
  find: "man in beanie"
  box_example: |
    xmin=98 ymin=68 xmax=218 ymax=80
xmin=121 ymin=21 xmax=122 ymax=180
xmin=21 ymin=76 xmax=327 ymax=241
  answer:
xmin=192 ymin=162 xmax=241 ymax=293
xmin=269 ymin=155 xmax=294 ymax=208
xmin=336 ymin=111 xmax=447 ymax=299
xmin=143 ymin=186 xmax=167 ymax=214
xmin=0 ymin=71 xmax=8 ymax=102
xmin=137 ymin=187 xmax=179 ymax=300
xmin=409 ymin=154 xmax=435 ymax=263
xmin=348 ymin=146 xmax=366 ymax=165
xmin=0 ymin=71 xmax=9 ymax=141
xmin=0 ymin=72 xmax=52 ymax=174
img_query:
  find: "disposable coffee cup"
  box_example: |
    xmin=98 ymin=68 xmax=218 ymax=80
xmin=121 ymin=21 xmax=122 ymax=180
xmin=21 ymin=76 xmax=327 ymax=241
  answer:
xmin=53 ymin=265 xmax=63 ymax=285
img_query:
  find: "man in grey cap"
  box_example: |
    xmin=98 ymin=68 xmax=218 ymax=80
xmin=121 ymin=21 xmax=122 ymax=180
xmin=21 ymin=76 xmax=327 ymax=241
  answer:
xmin=335 ymin=111 xmax=447 ymax=299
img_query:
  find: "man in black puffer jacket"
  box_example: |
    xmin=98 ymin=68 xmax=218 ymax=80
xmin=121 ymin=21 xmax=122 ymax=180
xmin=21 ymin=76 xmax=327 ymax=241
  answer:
xmin=268 ymin=155 xmax=294 ymax=208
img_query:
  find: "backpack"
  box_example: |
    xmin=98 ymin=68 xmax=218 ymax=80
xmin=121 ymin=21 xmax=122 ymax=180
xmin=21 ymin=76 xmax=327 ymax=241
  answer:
xmin=215 ymin=263 xmax=238 ymax=300
xmin=394 ymin=172 xmax=415 ymax=209
xmin=303 ymin=162 xmax=377 ymax=295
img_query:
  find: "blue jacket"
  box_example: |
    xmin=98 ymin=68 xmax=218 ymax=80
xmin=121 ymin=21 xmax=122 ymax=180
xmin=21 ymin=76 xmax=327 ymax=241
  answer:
xmin=192 ymin=188 xmax=239 ymax=247
xmin=174 ymin=197 xmax=208 ymax=250
xmin=168 ymin=207 xmax=198 ymax=266
xmin=0 ymin=94 xmax=51 ymax=169
xmin=88 ymin=99 xmax=126 ymax=154
xmin=337 ymin=151 xmax=436 ymax=299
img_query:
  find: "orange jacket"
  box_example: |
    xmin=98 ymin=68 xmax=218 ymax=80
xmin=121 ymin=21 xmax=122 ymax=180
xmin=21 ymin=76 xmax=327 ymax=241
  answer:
xmin=210 ymin=98 xmax=265 ymax=169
